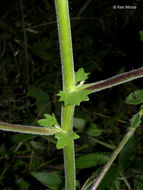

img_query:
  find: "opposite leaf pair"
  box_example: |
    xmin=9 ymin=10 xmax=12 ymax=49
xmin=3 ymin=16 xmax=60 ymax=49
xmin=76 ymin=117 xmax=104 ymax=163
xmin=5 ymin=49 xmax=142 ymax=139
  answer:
xmin=37 ymin=114 xmax=79 ymax=149
xmin=58 ymin=68 xmax=92 ymax=106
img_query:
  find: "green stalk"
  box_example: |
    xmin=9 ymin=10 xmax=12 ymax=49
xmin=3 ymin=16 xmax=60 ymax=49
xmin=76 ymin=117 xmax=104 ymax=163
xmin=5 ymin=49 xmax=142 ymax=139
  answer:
xmin=91 ymin=128 xmax=135 ymax=190
xmin=55 ymin=0 xmax=75 ymax=91
xmin=63 ymin=137 xmax=75 ymax=189
xmin=0 ymin=122 xmax=61 ymax=135
xmin=55 ymin=0 xmax=76 ymax=189
xmin=62 ymin=105 xmax=75 ymax=189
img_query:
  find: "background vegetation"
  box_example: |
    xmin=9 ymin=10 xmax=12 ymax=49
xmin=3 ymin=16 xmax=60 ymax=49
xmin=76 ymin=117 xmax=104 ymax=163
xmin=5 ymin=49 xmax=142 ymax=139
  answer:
xmin=0 ymin=0 xmax=143 ymax=189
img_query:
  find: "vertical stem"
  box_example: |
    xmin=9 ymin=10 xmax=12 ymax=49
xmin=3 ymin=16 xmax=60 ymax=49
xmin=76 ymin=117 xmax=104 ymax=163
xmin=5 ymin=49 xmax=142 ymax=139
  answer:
xmin=63 ymin=142 xmax=75 ymax=189
xmin=55 ymin=0 xmax=76 ymax=189
xmin=62 ymin=105 xmax=75 ymax=190
xmin=61 ymin=105 xmax=75 ymax=190
xmin=55 ymin=0 xmax=75 ymax=91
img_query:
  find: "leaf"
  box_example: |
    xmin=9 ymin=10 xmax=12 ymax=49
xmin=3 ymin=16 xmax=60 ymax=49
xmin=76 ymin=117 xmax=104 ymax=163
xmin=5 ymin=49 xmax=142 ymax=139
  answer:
xmin=130 ymin=113 xmax=142 ymax=129
xmin=133 ymin=174 xmax=143 ymax=190
xmin=57 ymin=90 xmax=92 ymax=106
xmin=27 ymin=86 xmax=51 ymax=114
xmin=86 ymin=123 xmax=103 ymax=137
xmin=119 ymin=137 xmax=134 ymax=169
xmin=11 ymin=134 xmax=36 ymax=144
xmin=30 ymin=39 xmax=52 ymax=61
xmin=98 ymin=165 xmax=120 ymax=190
xmin=75 ymin=68 xmax=89 ymax=85
xmin=31 ymin=172 xmax=63 ymax=190
xmin=76 ymin=153 xmax=109 ymax=169
xmin=139 ymin=30 xmax=143 ymax=41
xmin=73 ymin=117 xmax=87 ymax=131
xmin=130 ymin=105 xmax=143 ymax=129
xmin=125 ymin=90 xmax=143 ymax=105
xmin=92 ymin=138 xmax=115 ymax=150
xmin=130 ymin=106 xmax=143 ymax=129
xmin=37 ymin=113 xmax=59 ymax=127
xmin=18 ymin=179 xmax=30 ymax=190
xmin=55 ymin=131 xmax=79 ymax=149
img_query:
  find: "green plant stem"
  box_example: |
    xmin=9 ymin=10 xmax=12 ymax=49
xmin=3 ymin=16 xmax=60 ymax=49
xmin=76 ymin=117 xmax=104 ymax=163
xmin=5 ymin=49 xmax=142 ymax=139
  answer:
xmin=63 ymin=138 xmax=75 ymax=189
xmin=55 ymin=0 xmax=76 ymax=189
xmin=0 ymin=122 xmax=60 ymax=135
xmin=81 ymin=67 xmax=143 ymax=93
xmin=61 ymin=105 xmax=75 ymax=131
xmin=91 ymin=128 xmax=135 ymax=190
xmin=62 ymin=105 xmax=75 ymax=189
xmin=55 ymin=0 xmax=75 ymax=91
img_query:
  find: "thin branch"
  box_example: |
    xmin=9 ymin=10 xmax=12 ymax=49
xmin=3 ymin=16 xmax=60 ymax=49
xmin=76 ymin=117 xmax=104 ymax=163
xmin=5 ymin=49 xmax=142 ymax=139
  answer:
xmin=29 ymin=17 xmax=95 ymax=29
xmin=0 ymin=122 xmax=61 ymax=136
xmin=119 ymin=173 xmax=131 ymax=190
xmin=19 ymin=0 xmax=29 ymax=86
xmin=78 ymin=0 xmax=92 ymax=16
xmin=82 ymin=67 xmax=143 ymax=93
xmin=90 ymin=128 xmax=135 ymax=190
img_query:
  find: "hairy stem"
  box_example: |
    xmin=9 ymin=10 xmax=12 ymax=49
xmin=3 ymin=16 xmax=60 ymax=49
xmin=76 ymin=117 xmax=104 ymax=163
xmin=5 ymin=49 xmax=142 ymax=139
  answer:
xmin=81 ymin=67 xmax=143 ymax=93
xmin=55 ymin=0 xmax=76 ymax=189
xmin=0 ymin=122 xmax=61 ymax=135
xmin=61 ymin=105 xmax=75 ymax=189
xmin=55 ymin=0 xmax=75 ymax=91
xmin=63 ymin=132 xmax=75 ymax=189
xmin=91 ymin=128 xmax=135 ymax=190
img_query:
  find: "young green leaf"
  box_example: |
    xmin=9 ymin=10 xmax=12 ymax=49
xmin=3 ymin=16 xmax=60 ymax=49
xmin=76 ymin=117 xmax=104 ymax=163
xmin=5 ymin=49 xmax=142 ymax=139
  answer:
xmin=119 ymin=137 xmax=134 ymax=170
xmin=125 ymin=89 xmax=143 ymax=105
xmin=98 ymin=165 xmax=120 ymax=190
xmin=57 ymin=90 xmax=92 ymax=106
xmin=37 ymin=113 xmax=59 ymax=128
xmin=130 ymin=113 xmax=141 ymax=129
xmin=75 ymin=68 xmax=89 ymax=85
xmin=55 ymin=131 xmax=79 ymax=149
xmin=76 ymin=153 xmax=109 ymax=169
xmin=31 ymin=171 xmax=63 ymax=189
xmin=27 ymin=85 xmax=51 ymax=114
xmin=130 ymin=107 xmax=143 ymax=129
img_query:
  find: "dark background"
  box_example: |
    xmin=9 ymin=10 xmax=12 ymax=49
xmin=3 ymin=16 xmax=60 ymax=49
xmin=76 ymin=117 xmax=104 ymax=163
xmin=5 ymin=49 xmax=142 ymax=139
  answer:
xmin=0 ymin=0 xmax=143 ymax=189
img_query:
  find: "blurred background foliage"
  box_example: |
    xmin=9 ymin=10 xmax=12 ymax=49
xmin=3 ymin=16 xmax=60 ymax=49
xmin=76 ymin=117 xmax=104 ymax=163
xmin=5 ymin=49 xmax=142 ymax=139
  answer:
xmin=0 ymin=0 xmax=143 ymax=189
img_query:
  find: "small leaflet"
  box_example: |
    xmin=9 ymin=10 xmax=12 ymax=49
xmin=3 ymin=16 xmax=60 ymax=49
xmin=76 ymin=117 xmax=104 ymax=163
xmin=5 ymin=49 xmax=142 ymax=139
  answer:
xmin=37 ymin=113 xmax=59 ymax=128
xmin=75 ymin=68 xmax=89 ymax=85
xmin=55 ymin=131 xmax=80 ymax=149
xmin=125 ymin=90 xmax=143 ymax=105
xmin=57 ymin=90 xmax=92 ymax=106
xmin=130 ymin=106 xmax=143 ymax=129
